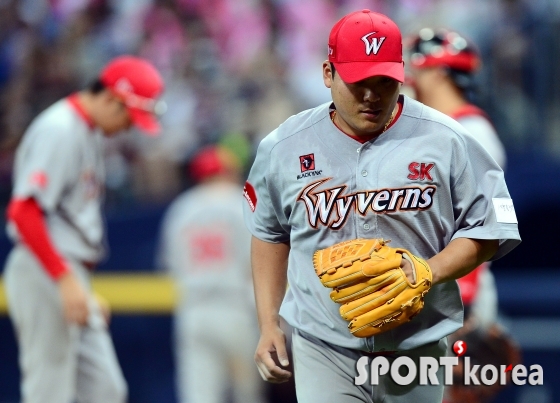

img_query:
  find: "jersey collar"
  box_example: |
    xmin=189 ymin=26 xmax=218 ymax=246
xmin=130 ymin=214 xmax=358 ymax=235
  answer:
xmin=67 ymin=93 xmax=96 ymax=130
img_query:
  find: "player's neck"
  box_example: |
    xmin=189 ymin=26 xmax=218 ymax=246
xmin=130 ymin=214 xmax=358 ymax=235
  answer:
xmin=421 ymin=86 xmax=468 ymax=117
xmin=75 ymin=91 xmax=98 ymax=123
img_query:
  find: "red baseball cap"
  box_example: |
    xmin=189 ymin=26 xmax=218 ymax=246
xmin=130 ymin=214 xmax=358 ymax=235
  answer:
xmin=100 ymin=56 xmax=165 ymax=135
xmin=328 ymin=9 xmax=404 ymax=83
xmin=189 ymin=145 xmax=241 ymax=182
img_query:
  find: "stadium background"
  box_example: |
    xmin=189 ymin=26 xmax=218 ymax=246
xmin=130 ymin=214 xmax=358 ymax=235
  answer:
xmin=0 ymin=0 xmax=559 ymax=402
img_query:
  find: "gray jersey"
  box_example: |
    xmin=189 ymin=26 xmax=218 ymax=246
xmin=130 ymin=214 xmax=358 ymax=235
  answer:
xmin=7 ymin=98 xmax=106 ymax=262
xmin=243 ymin=95 xmax=520 ymax=352
xmin=159 ymin=181 xmax=253 ymax=307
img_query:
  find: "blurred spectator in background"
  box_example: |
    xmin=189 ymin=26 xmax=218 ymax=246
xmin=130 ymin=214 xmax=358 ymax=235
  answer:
xmin=3 ymin=55 xmax=164 ymax=403
xmin=404 ymin=27 xmax=522 ymax=402
xmin=157 ymin=144 xmax=266 ymax=403
xmin=0 ymin=0 xmax=556 ymax=214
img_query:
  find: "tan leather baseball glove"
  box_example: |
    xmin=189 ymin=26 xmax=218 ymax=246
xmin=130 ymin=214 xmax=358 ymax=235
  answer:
xmin=313 ymin=238 xmax=432 ymax=338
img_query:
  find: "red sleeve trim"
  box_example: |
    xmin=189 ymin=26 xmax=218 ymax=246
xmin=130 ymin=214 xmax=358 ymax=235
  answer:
xmin=6 ymin=198 xmax=69 ymax=280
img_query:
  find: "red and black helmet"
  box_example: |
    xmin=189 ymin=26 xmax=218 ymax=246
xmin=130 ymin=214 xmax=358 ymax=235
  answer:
xmin=407 ymin=28 xmax=481 ymax=73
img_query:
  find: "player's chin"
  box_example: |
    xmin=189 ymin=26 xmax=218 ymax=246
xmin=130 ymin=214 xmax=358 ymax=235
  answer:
xmin=355 ymin=118 xmax=384 ymax=135
xmin=104 ymin=127 xmax=128 ymax=137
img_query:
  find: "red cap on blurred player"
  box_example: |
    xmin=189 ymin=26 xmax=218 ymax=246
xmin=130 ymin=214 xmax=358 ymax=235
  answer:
xmin=328 ymin=9 xmax=404 ymax=83
xmin=189 ymin=145 xmax=241 ymax=182
xmin=100 ymin=56 xmax=165 ymax=136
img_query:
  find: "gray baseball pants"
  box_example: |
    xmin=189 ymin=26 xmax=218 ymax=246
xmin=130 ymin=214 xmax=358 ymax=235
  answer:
xmin=4 ymin=245 xmax=127 ymax=403
xmin=292 ymin=328 xmax=447 ymax=403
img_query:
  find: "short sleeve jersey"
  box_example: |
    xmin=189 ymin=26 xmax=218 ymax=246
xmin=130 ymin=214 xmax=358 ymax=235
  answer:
xmin=243 ymin=95 xmax=521 ymax=352
xmin=8 ymin=97 xmax=106 ymax=263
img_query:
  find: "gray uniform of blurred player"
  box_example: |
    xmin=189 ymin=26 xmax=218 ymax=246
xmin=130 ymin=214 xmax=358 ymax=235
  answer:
xmin=3 ymin=56 xmax=163 ymax=403
xmin=243 ymin=10 xmax=520 ymax=403
xmin=158 ymin=146 xmax=265 ymax=403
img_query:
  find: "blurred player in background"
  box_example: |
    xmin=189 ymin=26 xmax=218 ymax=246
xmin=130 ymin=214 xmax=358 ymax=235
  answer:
xmin=405 ymin=27 xmax=506 ymax=331
xmin=405 ymin=28 xmax=521 ymax=402
xmin=3 ymin=55 xmax=164 ymax=403
xmin=157 ymin=144 xmax=266 ymax=403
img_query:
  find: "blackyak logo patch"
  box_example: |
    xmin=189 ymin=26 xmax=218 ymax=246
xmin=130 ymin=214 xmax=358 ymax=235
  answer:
xmin=300 ymin=154 xmax=315 ymax=172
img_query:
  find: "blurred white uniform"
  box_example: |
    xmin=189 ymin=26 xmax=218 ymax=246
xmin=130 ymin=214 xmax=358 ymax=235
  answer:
xmin=158 ymin=179 xmax=265 ymax=403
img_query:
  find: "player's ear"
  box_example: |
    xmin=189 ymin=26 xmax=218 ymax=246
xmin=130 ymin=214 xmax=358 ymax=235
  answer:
xmin=103 ymin=90 xmax=127 ymax=111
xmin=97 ymin=89 xmax=115 ymax=105
xmin=323 ymin=61 xmax=334 ymax=88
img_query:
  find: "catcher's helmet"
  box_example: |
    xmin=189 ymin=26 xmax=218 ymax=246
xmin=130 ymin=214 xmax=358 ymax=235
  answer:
xmin=406 ymin=28 xmax=480 ymax=90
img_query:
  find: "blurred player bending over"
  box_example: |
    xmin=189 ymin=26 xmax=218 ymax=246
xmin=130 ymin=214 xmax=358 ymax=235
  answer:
xmin=4 ymin=56 xmax=164 ymax=403
xmin=157 ymin=145 xmax=266 ymax=403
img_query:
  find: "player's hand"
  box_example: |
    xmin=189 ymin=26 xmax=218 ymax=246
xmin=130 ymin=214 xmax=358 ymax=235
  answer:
xmin=399 ymin=253 xmax=416 ymax=284
xmin=254 ymin=324 xmax=292 ymax=383
xmin=58 ymin=272 xmax=90 ymax=326
xmin=94 ymin=292 xmax=111 ymax=325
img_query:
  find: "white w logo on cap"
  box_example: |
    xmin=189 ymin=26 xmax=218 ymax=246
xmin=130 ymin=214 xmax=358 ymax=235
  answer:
xmin=361 ymin=32 xmax=386 ymax=55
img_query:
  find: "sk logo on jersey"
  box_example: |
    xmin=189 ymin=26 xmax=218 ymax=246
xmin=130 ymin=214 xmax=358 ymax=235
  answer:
xmin=407 ymin=162 xmax=435 ymax=181
xmin=361 ymin=32 xmax=386 ymax=56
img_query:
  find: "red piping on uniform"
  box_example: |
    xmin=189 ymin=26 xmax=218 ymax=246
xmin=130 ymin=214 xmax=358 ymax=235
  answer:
xmin=67 ymin=93 xmax=96 ymax=129
xmin=6 ymin=198 xmax=69 ymax=280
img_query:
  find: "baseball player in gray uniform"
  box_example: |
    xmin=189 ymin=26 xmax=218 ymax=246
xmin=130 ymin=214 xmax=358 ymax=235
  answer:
xmin=157 ymin=145 xmax=265 ymax=403
xmin=405 ymin=27 xmax=507 ymax=331
xmin=242 ymin=10 xmax=521 ymax=403
xmin=3 ymin=56 xmax=164 ymax=403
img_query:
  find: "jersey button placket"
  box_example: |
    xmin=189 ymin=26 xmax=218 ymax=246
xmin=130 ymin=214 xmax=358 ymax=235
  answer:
xmin=357 ymin=146 xmax=373 ymax=235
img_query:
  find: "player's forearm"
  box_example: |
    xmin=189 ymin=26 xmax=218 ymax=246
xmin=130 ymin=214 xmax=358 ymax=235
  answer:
xmin=427 ymin=237 xmax=499 ymax=285
xmin=7 ymin=197 xmax=69 ymax=279
xmin=251 ymin=236 xmax=290 ymax=330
